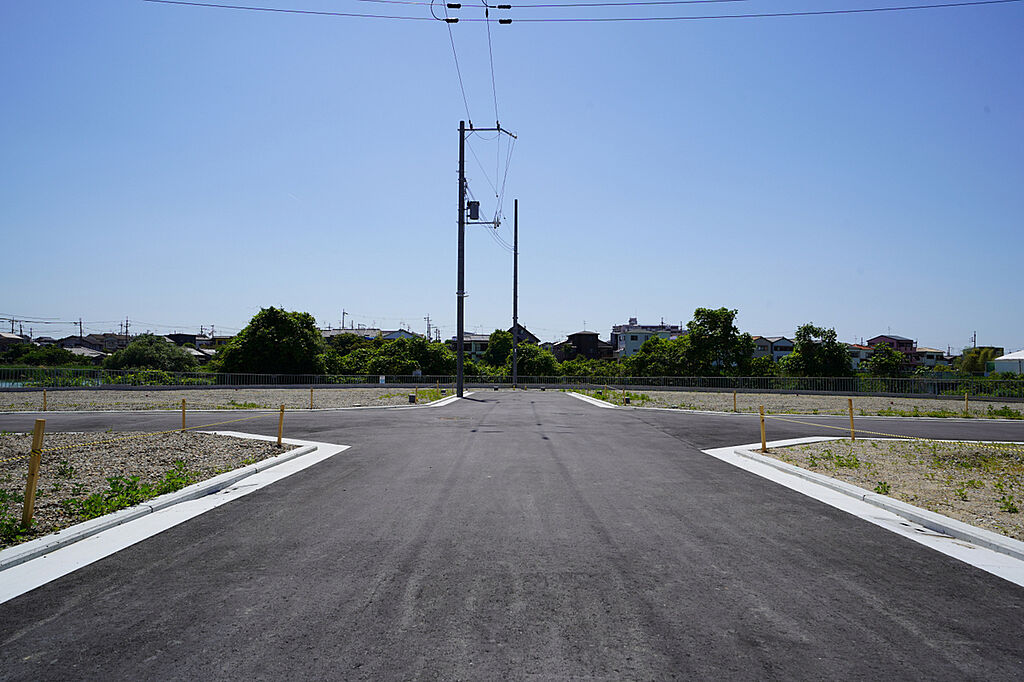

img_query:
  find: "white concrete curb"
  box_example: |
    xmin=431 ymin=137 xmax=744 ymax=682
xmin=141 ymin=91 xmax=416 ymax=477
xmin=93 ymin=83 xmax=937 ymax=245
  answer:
xmin=567 ymin=391 xmax=617 ymax=408
xmin=0 ymin=443 xmax=316 ymax=572
xmin=733 ymin=442 xmax=1024 ymax=563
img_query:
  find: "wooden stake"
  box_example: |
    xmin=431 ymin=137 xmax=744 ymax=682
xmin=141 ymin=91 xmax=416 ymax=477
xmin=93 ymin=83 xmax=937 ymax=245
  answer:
xmin=181 ymin=398 xmax=186 ymax=431
xmin=733 ymin=390 xmax=737 ymax=412
xmin=21 ymin=419 xmax=46 ymax=529
xmin=759 ymin=405 xmax=766 ymax=453
xmin=964 ymin=392 xmax=969 ymax=415
xmin=848 ymin=397 xmax=855 ymax=441
xmin=42 ymin=389 xmax=47 ymax=412
xmin=277 ymin=405 xmax=285 ymax=446
xmin=310 ymin=387 xmax=314 ymax=410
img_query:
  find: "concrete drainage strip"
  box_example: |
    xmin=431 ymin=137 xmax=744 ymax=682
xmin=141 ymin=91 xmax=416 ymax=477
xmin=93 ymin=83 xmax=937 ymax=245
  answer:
xmin=727 ymin=437 xmax=1024 ymax=564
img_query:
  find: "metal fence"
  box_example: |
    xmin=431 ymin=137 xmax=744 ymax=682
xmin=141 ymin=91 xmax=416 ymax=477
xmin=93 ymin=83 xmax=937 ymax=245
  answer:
xmin=2 ymin=367 xmax=1023 ymax=399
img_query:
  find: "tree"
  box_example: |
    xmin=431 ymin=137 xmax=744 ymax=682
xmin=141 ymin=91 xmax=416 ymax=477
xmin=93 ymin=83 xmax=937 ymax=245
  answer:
xmin=104 ymin=334 xmax=198 ymax=372
xmin=749 ymin=356 xmax=779 ymax=377
xmin=1 ymin=343 xmax=82 ymax=367
xmin=957 ymin=347 xmax=1000 ymax=374
xmin=682 ymin=307 xmax=754 ymax=376
xmin=214 ymin=307 xmax=329 ymax=374
xmin=864 ymin=343 xmax=904 ymax=377
xmin=624 ymin=336 xmax=686 ymax=377
xmin=482 ymin=329 xmax=513 ymax=367
xmin=506 ymin=343 xmax=558 ymax=377
xmin=779 ymin=324 xmax=852 ymax=377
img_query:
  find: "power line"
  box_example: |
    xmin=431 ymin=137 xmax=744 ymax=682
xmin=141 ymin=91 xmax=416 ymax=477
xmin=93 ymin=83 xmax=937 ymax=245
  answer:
xmin=495 ymin=0 xmax=1024 ymax=20
xmin=143 ymin=0 xmax=438 ymax=19
xmin=439 ymin=1 xmax=475 ymax=123
xmin=500 ymin=0 xmax=755 ymax=6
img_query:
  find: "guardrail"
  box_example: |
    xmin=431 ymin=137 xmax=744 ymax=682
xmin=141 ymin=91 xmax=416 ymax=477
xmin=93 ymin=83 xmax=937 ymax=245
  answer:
xmin=1 ymin=367 xmax=1022 ymax=399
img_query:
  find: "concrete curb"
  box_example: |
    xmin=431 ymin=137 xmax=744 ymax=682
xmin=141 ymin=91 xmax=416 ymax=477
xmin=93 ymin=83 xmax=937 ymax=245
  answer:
xmin=733 ymin=443 xmax=1024 ymax=563
xmin=566 ymin=392 xmax=617 ymax=409
xmin=0 ymin=444 xmax=317 ymax=572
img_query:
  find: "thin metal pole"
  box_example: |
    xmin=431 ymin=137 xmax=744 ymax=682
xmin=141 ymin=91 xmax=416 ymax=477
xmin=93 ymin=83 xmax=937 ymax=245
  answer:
xmin=457 ymin=120 xmax=466 ymax=398
xmin=512 ymin=198 xmax=518 ymax=389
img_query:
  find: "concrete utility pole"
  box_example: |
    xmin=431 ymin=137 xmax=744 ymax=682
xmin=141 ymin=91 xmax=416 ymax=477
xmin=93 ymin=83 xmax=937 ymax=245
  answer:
xmin=512 ymin=199 xmax=519 ymax=388
xmin=341 ymin=309 xmax=347 ymax=329
xmin=455 ymin=120 xmax=517 ymax=398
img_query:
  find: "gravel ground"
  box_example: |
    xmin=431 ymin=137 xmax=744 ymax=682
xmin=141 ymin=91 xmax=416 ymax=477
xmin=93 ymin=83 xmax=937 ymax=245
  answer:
xmin=0 ymin=431 xmax=295 ymax=548
xmin=765 ymin=439 xmax=1024 ymax=541
xmin=0 ymin=387 xmax=449 ymax=412
xmin=593 ymin=389 xmax=1024 ymax=419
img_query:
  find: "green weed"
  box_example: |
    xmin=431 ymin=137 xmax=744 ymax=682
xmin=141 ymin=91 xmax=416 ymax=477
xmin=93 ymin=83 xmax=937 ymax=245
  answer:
xmin=873 ymin=481 xmax=891 ymax=495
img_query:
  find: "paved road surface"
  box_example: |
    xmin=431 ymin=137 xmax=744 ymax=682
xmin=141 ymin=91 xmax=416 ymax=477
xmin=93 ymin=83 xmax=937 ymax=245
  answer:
xmin=1 ymin=392 xmax=1022 ymax=679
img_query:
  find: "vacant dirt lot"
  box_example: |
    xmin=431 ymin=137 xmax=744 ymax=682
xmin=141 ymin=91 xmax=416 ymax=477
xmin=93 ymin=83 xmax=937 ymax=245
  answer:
xmin=0 ymin=387 xmax=450 ymax=412
xmin=766 ymin=438 xmax=1024 ymax=541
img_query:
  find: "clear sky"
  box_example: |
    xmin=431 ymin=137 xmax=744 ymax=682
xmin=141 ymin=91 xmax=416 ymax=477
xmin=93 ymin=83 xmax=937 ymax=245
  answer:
xmin=2 ymin=0 xmax=1022 ymax=353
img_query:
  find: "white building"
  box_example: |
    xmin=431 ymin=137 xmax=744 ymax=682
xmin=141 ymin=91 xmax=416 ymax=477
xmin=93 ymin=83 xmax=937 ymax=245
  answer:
xmin=992 ymin=350 xmax=1024 ymax=375
xmin=610 ymin=318 xmax=683 ymax=358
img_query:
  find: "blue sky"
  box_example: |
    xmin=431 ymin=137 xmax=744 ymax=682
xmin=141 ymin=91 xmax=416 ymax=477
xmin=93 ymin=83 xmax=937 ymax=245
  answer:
xmin=2 ymin=0 xmax=1022 ymax=352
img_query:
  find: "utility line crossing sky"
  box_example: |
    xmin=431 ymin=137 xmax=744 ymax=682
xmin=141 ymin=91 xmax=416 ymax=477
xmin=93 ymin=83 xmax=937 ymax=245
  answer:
xmin=2 ymin=0 xmax=1021 ymax=351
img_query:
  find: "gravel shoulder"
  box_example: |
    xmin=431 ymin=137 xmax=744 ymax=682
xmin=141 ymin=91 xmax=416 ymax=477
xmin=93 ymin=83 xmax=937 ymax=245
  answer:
xmin=0 ymin=387 xmax=441 ymax=412
xmin=0 ymin=431 xmax=296 ymax=548
xmin=764 ymin=438 xmax=1024 ymax=541
xmin=587 ymin=388 xmax=1024 ymax=419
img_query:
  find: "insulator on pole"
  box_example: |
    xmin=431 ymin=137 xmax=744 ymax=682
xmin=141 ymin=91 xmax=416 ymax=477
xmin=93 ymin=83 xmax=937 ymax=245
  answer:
xmin=498 ymin=17 xmax=512 ymax=23
xmin=445 ymin=17 xmax=459 ymax=22
xmin=446 ymin=3 xmax=461 ymax=7
xmin=497 ymin=4 xmax=512 ymax=8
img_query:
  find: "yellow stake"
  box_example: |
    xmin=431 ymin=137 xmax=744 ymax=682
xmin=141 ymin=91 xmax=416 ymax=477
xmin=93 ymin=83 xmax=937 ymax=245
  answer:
xmin=181 ymin=398 xmax=186 ymax=432
xmin=759 ymin=405 xmax=766 ymax=453
xmin=43 ymin=389 xmax=47 ymax=412
xmin=310 ymin=387 xmax=314 ymax=410
xmin=21 ymin=419 xmax=46 ymax=529
xmin=848 ymin=397 xmax=855 ymax=441
xmin=277 ymin=404 xmax=285 ymax=446
xmin=964 ymin=392 xmax=969 ymax=415
xmin=733 ymin=390 xmax=737 ymax=412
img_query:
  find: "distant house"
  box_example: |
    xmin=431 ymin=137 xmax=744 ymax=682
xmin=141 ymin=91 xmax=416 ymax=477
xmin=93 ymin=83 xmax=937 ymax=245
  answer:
xmin=508 ymin=323 xmax=540 ymax=345
xmin=553 ymin=331 xmax=615 ymax=362
xmin=992 ymin=350 xmax=1024 ymax=375
xmin=0 ymin=332 xmax=29 ymax=351
xmin=610 ymin=317 xmax=683 ymax=358
xmin=67 ymin=347 xmax=106 ymax=365
xmin=382 ymin=329 xmax=421 ymax=341
xmin=847 ymin=344 xmax=873 ymax=370
xmin=752 ymin=336 xmax=794 ymax=362
xmin=321 ymin=328 xmax=383 ymax=342
xmin=33 ymin=336 xmax=57 ymax=346
xmin=867 ymin=335 xmax=915 ymax=355
xmin=912 ymin=347 xmax=947 ymax=369
xmin=165 ymin=333 xmax=198 ymax=347
xmin=59 ymin=335 xmax=101 ymax=351
xmin=446 ymin=333 xmax=491 ymax=361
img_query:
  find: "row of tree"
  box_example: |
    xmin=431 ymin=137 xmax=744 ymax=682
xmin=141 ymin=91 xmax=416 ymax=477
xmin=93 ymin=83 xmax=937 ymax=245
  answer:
xmin=2 ymin=306 xmax=1016 ymax=379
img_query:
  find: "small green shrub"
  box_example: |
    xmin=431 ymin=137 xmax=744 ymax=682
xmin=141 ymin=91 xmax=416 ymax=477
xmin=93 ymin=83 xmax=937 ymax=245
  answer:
xmin=873 ymin=481 xmax=891 ymax=495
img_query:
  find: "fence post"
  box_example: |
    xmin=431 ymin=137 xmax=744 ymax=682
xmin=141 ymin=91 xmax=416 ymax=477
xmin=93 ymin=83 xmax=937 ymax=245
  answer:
xmin=848 ymin=398 xmax=855 ymax=441
xmin=277 ymin=405 xmax=285 ymax=446
xmin=21 ymin=419 xmax=46 ymax=529
xmin=181 ymin=399 xmax=186 ymax=432
xmin=759 ymin=405 xmax=766 ymax=453
xmin=42 ymin=389 xmax=47 ymax=412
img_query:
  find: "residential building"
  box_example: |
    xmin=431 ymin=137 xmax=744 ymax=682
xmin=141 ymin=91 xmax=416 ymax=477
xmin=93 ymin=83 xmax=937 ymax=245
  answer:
xmin=610 ymin=317 xmax=683 ymax=358
xmin=867 ymin=335 xmax=915 ymax=355
xmin=321 ymin=328 xmax=383 ymax=342
xmin=67 ymin=347 xmax=106 ymax=365
xmin=59 ymin=333 xmax=129 ymax=353
xmin=912 ymin=347 xmax=947 ymax=369
xmin=847 ymin=344 xmax=873 ymax=370
xmin=165 ymin=333 xmax=198 ymax=347
xmin=553 ymin=331 xmax=615 ymax=362
xmin=0 ymin=332 xmax=29 ymax=351
xmin=992 ymin=350 xmax=1024 ymax=375
xmin=508 ymin=323 xmax=540 ymax=345
xmin=382 ymin=329 xmax=421 ymax=340
xmin=752 ymin=336 xmax=795 ymax=362
xmin=446 ymin=333 xmax=491 ymax=361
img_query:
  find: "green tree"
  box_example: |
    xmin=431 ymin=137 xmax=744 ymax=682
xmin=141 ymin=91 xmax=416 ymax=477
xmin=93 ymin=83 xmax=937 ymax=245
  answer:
xmin=1 ymin=343 xmax=83 ymax=367
xmin=482 ymin=329 xmax=513 ymax=367
xmin=749 ymin=356 xmax=779 ymax=377
xmin=506 ymin=343 xmax=559 ymax=377
xmin=779 ymin=324 xmax=852 ymax=377
xmin=104 ymin=334 xmax=198 ymax=372
xmin=624 ymin=336 xmax=685 ymax=377
xmin=214 ymin=307 xmax=329 ymax=374
xmin=864 ymin=343 xmax=905 ymax=378
xmin=957 ymin=347 xmax=1000 ymax=374
xmin=682 ymin=307 xmax=754 ymax=376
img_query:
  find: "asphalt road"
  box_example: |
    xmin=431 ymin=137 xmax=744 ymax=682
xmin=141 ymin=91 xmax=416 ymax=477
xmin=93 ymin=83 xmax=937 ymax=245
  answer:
xmin=1 ymin=392 xmax=1022 ymax=680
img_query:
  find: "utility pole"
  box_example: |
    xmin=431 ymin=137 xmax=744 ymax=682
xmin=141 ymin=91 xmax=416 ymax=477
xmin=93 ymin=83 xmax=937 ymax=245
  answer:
xmin=457 ymin=121 xmax=466 ymax=397
xmin=342 ymin=309 xmax=347 ymax=329
xmin=512 ymin=199 xmax=519 ymax=388
xmin=455 ymin=119 xmax=517 ymax=398
xmin=424 ymin=315 xmax=431 ymax=340
xmin=78 ymin=318 xmax=83 ymax=341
